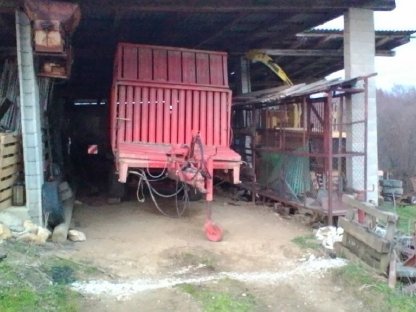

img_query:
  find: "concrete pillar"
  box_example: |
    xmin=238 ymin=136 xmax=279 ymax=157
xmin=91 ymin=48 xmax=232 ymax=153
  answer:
xmin=239 ymin=56 xmax=252 ymax=94
xmin=16 ymin=11 xmax=44 ymax=225
xmin=238 ymin=57 xmax=253 ymax=164
xmin=344 ymin=8 xmax=378 ymax=204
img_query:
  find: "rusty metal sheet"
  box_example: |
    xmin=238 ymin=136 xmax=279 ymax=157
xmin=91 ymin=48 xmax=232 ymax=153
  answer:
xmin=24 ymin=0 xmax=81 ymax=33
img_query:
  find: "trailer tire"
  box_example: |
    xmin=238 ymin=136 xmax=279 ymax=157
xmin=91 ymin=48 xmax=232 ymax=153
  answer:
xmin=185 ymin=186 xmax=203 ymax=201
xmin=381 ymin=179 xmax=403 ymax=188
xmin=108 ymin=172 xmax=125 ymax=201
xmin=382 ymin=186 xmax=403 ymax=196
xmin=42 ymin=181 xmax=64 ymax=228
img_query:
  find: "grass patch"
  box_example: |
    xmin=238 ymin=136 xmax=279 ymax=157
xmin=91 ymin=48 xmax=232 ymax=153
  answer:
xmin=291 ymin=234 xmax=320 ymax=250
xmin=0 ymin=262 xmax=79 ymax=312
xmin=396 ymin=205 xmax=416 ymax=234
xmin=176 ymin=251 xmax=217 ymax=271
xmin=333 ymin=262 xmax=416 ymax=312
xmin=178 ymin=282 xmax=256 ymax=312
xmin=380 ymin=202 xmax=416 ymax=234
xmin=41 ymin=256 xmax=100 ymax=283
xmin=0 ymin=242 xmax=101 ymax=312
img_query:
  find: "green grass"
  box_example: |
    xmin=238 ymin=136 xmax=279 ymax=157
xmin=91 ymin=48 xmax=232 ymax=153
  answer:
xmin=178 ymin=282 xmax=256 ymax=312
xmin=396 ymin=205 xmax=416 ymax=234
xmin=380 ymin=202 xmax=416 ymax=234
xmin=176 ymin=251 xmax=217 ymax=271
xmin=0 ymin=262 xmax=79 ymax=312
xmin=333 ymin=263 xmax=416 ymax=312
xmin=0 ymin=242 xmax=101 ymax=312
xmin=41 ymin=256 xmax=100 ymax=283
xmin=291 ymin=234 xmax=321 ymax=250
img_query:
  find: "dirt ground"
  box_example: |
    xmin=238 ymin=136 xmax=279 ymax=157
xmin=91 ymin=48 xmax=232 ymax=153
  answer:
xmin=55 ymin=194 xmax=364 ymax=311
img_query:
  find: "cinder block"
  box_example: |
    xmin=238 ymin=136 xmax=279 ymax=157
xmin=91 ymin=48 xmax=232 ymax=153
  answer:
xmin=24 ymin=161 xmax=43 ymax=176
xmin=25 ymin=175 xmax=42 ymax=190
xmin=344 ymin=8 xmax=378 ymax=204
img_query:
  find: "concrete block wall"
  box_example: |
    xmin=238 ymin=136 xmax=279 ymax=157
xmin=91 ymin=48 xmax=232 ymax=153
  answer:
xmin=344 ymin=8 xmax=378 ymax=204
xmin=16 ymin=11 xmax=44 ymax=225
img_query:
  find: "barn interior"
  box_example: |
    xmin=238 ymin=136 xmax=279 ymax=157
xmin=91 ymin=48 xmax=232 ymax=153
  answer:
xmin=0 ymin=0 xmax=413 ymax=228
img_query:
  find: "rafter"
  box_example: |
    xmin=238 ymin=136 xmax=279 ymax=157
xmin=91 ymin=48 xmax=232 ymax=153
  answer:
xmin=194 ymin=13 xmax=248 ymax=48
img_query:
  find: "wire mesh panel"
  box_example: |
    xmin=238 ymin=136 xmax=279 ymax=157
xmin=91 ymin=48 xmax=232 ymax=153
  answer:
xmin=231 ymin=77 xmax=370 ymax=219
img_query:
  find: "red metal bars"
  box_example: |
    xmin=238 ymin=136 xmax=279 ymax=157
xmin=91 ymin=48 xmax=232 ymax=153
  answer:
xmin=113 ymin=84 xmax=231 ymax=147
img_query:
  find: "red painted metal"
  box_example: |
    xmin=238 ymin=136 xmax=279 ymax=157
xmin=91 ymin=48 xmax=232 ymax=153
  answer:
xmin=110 ymin=43 xmax=241 ymax=201
xmin=114 ymin=43 xmax=229 ymax=88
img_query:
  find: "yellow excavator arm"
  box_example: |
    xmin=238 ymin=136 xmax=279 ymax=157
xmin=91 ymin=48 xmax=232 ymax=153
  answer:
xmin=246 ymin=50 xmax=301 ymax=128
xmin=246 ymin=50 xmax=293 ymax=86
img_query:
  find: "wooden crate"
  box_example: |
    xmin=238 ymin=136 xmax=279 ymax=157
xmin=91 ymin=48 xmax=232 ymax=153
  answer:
xmin=0 ymin=133 xmax=21 ymax=210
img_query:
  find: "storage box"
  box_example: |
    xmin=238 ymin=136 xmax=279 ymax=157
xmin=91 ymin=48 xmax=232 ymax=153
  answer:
xmin=33 ymin=20 xmax=65 ymax=53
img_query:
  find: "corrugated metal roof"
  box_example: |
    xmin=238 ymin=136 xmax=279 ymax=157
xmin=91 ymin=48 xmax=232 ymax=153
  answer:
xmin=233 ymin=76 xmax=365 ymax=107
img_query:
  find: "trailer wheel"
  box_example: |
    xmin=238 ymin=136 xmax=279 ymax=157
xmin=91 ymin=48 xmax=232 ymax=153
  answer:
xmin=42 ymin=181 xmax=64 ymax=228
xmin=381 ymin=179 xmax=403 ymax=188
xmin=108 ymin=172 xmax=125 ymax=202
xmin=382 ymin=186 xmax=404 ymax=196
xmin=185 ymin=186 xmax=203 ymax=201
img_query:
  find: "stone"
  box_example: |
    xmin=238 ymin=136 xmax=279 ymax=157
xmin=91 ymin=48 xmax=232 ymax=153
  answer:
xmin=0 ymin=248 xmax=6 ymax=261
xmin=0 ymin=212 xmax=24 ymax=232
xmin=68 ymin=229 xmax=86 ymax=242
xmin=37 ymin=227 xmax=51 ymax=243
xmin=0 ymin=223 xmax=12 ymax=240
xmin=16 ymin=226 xmax=51 ymax=245
xmin=23 ymin=220 xmax=38 ymax=233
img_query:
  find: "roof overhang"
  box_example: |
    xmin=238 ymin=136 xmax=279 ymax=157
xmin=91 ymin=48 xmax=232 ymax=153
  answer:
xmin=0 ymin=0 xmax=398 ymax=96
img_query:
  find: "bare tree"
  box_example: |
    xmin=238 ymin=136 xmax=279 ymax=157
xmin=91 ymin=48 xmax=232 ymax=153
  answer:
xmin=378 ymin=86 xmax=416 ymax=191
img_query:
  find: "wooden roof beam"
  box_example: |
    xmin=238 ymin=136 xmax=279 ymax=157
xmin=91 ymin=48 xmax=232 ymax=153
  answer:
xmin=194 ymin=13 xmax=248 ymax=48
xmin=110 ymin=0 xmax=395 ymax=13
xmin=0 ymin=0 xmax=397 ymax=14
xmin=254 ymin=48 xmax=395 ymax=57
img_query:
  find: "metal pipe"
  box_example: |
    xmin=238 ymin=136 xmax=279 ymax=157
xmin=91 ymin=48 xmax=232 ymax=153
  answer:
xmin=364 ymin=77 xmax=369 ymax=202
xmin=252 ymin=105 xmax=256 ymax=203
xmin=327 ymin=91 xmax=334 ymax=226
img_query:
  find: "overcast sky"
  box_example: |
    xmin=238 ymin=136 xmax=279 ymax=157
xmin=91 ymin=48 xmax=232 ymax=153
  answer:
xmin=316 ymin=0 xmax=416 ymax=90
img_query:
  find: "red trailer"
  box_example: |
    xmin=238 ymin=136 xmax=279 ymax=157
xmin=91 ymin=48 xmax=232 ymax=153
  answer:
xmin=110 ymin=43 xmax=241 ymax=208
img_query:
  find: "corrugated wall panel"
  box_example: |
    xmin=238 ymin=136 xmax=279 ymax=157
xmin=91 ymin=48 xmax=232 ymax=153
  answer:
xmin=206 ymin=91 xmax=214 ymax=146
xmin=113 ymin=84 xmax=232 ymax=148
xmin=209 ymin=54 xmax=223 ymax=86
xmin=133 ymin=86 xmax=141 ymax=141
xmin=213 ymin=92 xmax=221 ymax=145
xmin=148 ymin=88 xmax=157 ymax=143
xmin=156 ymin=88 xmax=164 ymax=143
xmin=192 ymin=90 xmax=200 ymax=136
xmin=163 ymin=88 xmax=171 ymax=144
xmin=182 ymin=52 xmax=197 ymax=85
xmin=115 ymin=43 xmax=229 ymax=88
xmin=220 ymin=92 xmax=228 ymax=146
xmin=117 ymin=86 xmax=127 ymax=144
xmin=125 ymin=86 xmax=134 ymax=142
xmin=178 ymin=90 xmax=186 ymax=144
xmin=185 ymin=90 xmax=193 ymax=143
xmin=153 ymin=49 xmax=168 ymax=82
xmin=171 ymin=89 xmax=178 ymax=144
xmin=138 ymin=48 xmax=152 ymax=81
xmin=199 ymin=91 xmax=207 ymax=144
xmin=167 ymin=50 xmax=182 ymax=83
xmin=122 ymin=46 xmax=137 ymax=80
xmin=140 ymin=87 xmax=149 ymax=142
xmin=196 ymin=53 xmax=209 ymax=85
